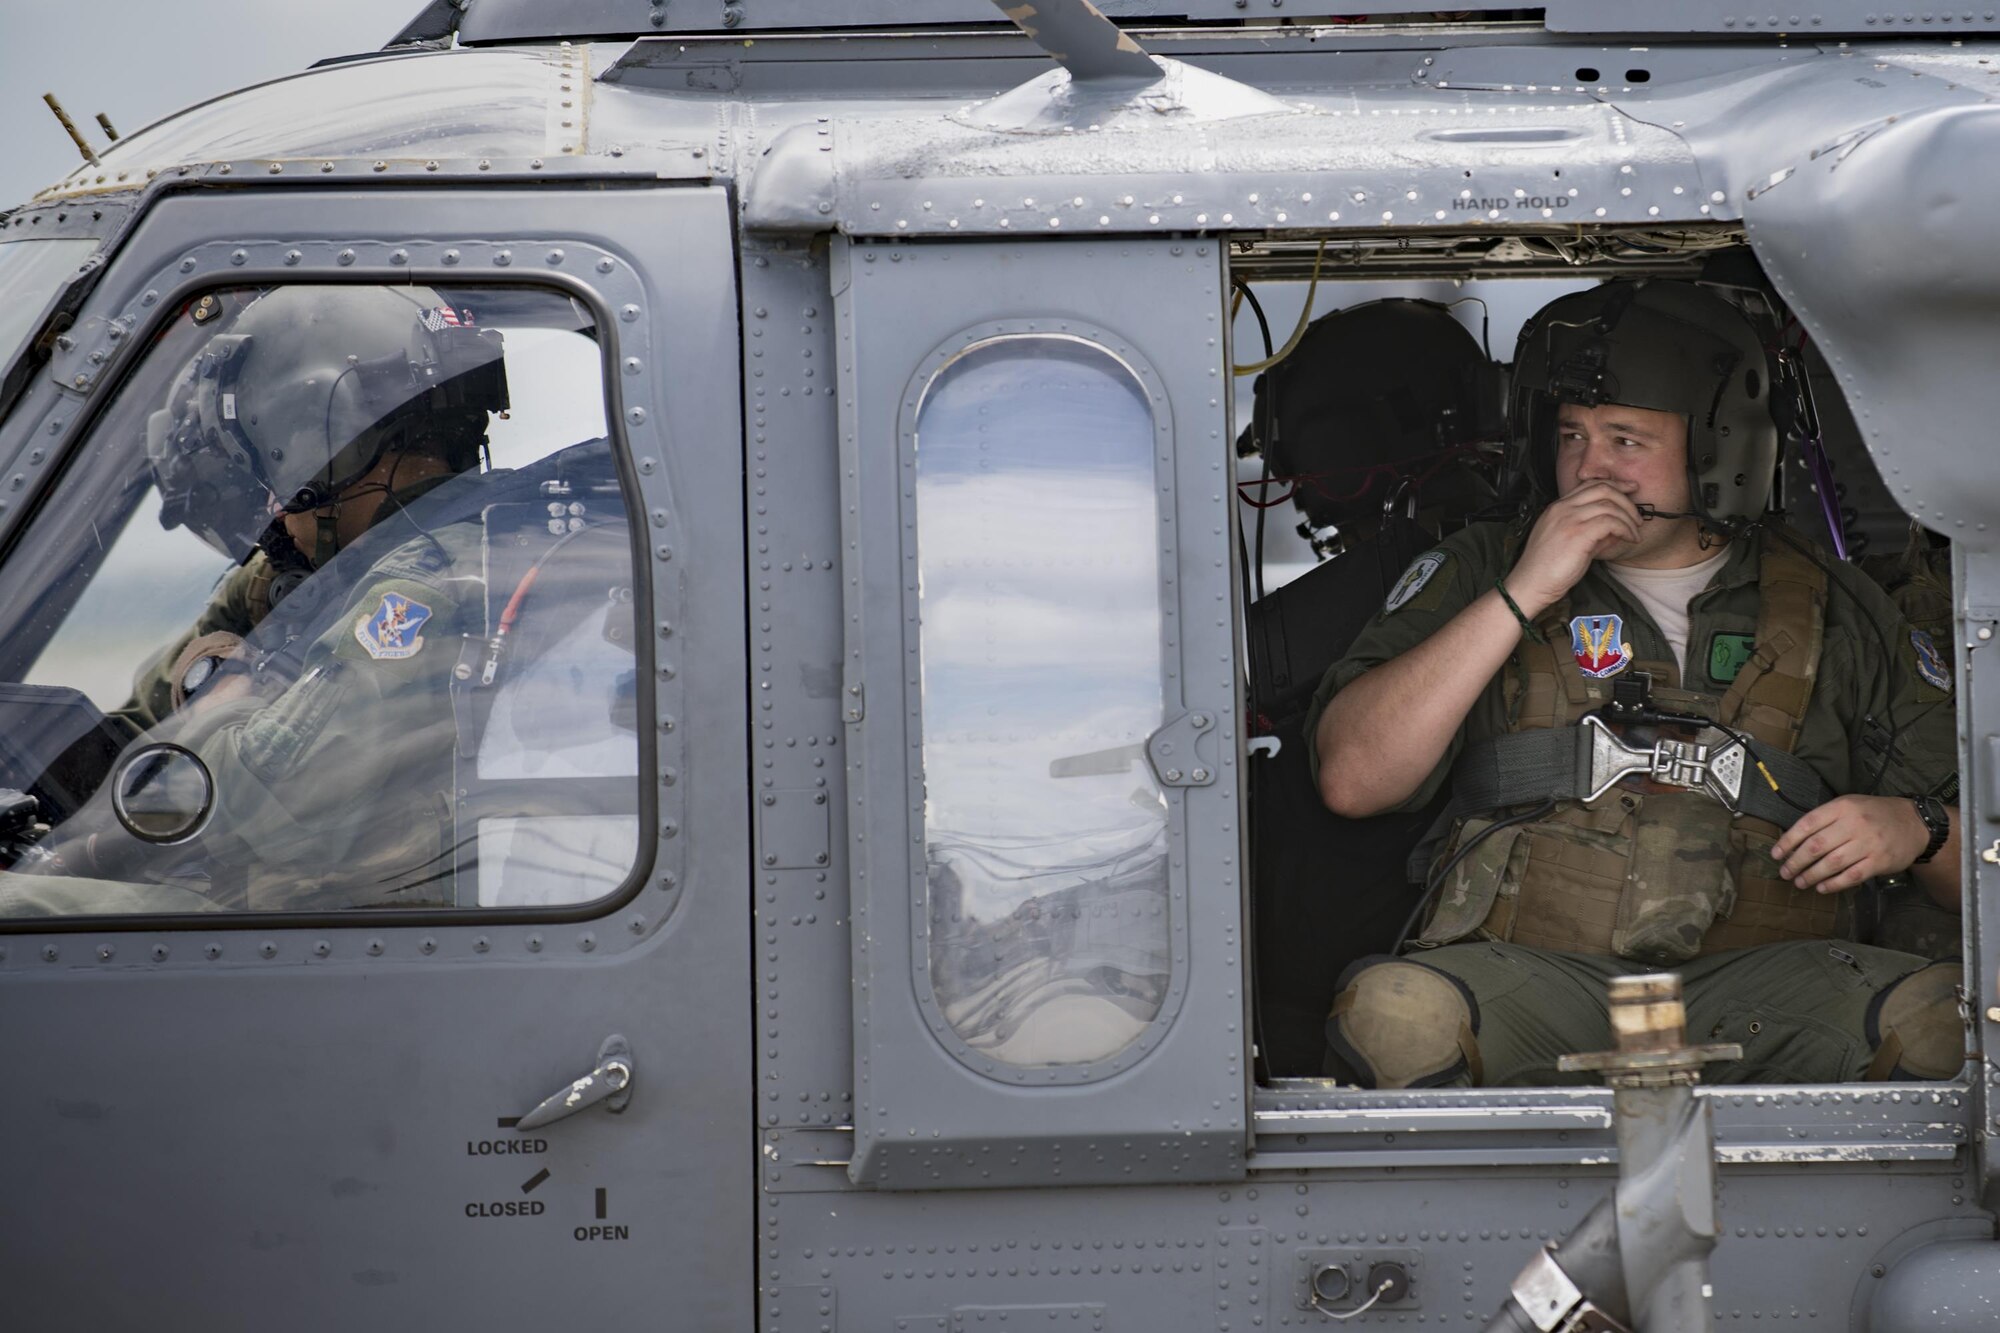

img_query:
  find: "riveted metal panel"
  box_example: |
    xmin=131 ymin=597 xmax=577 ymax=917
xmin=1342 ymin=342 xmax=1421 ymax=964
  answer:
xmin=720 ymin=37 xmax=2000 ymax=251
xmin=761 ymin=789 xmax=835 ymax=869
xmin=1603 ymin=43 xmax=1995 ymax=228
xmin=771 ymin=1282 xmax=839 ymax=1333
xmin=1215 ymin=1226 xmax=1271 ymax=1327
xmin=950 ymin=1304 xmax=1105 ymax=1330
xmin=1734 ymin=100 xmax=2000 ymax=548
xmin=755 ymin=1160 xmax=1985 ymax=1331
xmin=25 ymin=45 xmax=668 ymax=205
xmin=745 ymin=234 xmax=862 ymax=1156
xmin=447 ymin=0 xmax=2000 ymax=42
xmin=454 ymin=0 xmax=1520 ymax=41
xmin=744 ymin=80 xmax=1709 ymax=237
xmin=1545 ymin=2 xmax=2000 ymax=36
xmin=835 ymin=237 xmax=1246 ymax=1188
xmin=1960 ymin=558 xmax=2000 ymax=1198
xmin=0 ymin=186 xmax=751 ymax=1327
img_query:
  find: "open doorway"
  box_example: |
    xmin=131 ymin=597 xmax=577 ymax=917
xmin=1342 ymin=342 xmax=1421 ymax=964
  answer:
xmin=1231 ymin=227 xmax=1959 ymax=1084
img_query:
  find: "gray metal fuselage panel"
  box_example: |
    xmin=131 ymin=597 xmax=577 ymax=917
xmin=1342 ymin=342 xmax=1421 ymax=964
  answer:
xmin=0 ymin=186 xmax=753 ymax=1327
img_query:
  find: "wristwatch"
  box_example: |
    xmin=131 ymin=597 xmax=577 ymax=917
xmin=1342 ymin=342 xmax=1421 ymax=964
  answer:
xmin=1911 ymin=795 xmax=1950 ymax=865
xmin=179 ymin=654 xmax=224 ymax=698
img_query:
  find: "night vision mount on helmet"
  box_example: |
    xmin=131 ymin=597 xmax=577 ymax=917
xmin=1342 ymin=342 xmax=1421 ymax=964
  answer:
xmin=1509 ymin=279 xmax=1779 ymax=535
xmin=144 ymin=285 xmax=508 ymax=565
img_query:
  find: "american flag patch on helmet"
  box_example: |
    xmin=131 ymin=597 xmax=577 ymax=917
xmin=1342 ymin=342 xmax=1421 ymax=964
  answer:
xmin=419 ymin=306 xmax=473 ymax=331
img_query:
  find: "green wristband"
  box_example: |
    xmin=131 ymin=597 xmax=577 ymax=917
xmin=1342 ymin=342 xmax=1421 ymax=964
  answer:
xmin=1495 ymin=578 xmax=1547 ymax=644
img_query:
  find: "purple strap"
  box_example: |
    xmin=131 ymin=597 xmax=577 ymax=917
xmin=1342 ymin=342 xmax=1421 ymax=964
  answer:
xmin=1799 ymin=431 xmax=1848 ymax=561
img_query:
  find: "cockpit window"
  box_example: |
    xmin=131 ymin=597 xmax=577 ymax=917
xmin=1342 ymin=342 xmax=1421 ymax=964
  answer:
xmin=0 ymin=283 xmax=640 ymax=917
xmin=913 ymin=335 xmax=1171 ymax=1068
xmin=0 ymin=237 xmax=97 ymax=378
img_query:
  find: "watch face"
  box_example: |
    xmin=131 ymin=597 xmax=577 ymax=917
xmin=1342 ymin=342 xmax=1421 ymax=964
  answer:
xmin=181 ymin=655 xmax=219 ymax=696
xmin=1912 ymin=796 xmax=1950 ymax=863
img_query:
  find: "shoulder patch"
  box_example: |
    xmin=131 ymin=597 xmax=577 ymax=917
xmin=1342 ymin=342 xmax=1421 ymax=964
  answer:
xmin=1570 ymin=613 xmax=1631 ymax=679
xmin=1910 ymin=629 xmax=1952 ymax=693
xmin=1383 ymin=551 xmax=1447 ymax=615
xmin=354 ymin=592 xmax=433 ymax=661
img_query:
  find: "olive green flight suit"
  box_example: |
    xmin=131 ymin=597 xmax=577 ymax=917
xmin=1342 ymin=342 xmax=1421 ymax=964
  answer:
xmin=1307 ymin=520 xmax=1962 ymax=1086
xmin=1 ymin=517 xmax=485 ymax=916
xmin=116 ymin=466 xmax=460 ymax=735
xmin=115 ymin=551 xmax=288 ymax=735
xmin=1860 ymin=525 xmax=1963 ymax=960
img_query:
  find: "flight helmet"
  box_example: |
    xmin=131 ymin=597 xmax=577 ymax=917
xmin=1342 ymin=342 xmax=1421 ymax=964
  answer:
xmin=1509 ymin=279 xmax=1777 ymax=533
xmin=1241 ymin=298 xmax=1503 ymax=544
xmin=146 ymin=285 xmax=508 ymax=562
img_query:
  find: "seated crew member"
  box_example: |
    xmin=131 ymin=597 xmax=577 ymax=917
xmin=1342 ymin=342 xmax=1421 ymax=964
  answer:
xmin=1307 ymin=280 xmax=1965 ymax=1087
xmin=0 ymin=285 xmax=508 ymax=914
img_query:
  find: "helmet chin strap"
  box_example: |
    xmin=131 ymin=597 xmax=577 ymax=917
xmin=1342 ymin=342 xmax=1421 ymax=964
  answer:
xmin=284 ymin=446 xmax=454 ymax=570
xmin=283 ymin=442 xmax=412 ymax=569
xmin=314 ymin=506 xmax=342 ymax=568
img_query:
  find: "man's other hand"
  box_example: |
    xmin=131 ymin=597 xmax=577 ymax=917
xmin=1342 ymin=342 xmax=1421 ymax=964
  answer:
xmin=1771 ymin=794 xmax=1932 ymax=895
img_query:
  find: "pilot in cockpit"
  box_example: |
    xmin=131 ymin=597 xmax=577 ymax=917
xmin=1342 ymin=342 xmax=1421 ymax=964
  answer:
xmin=4 ymin=285 xmax=509 ymax=912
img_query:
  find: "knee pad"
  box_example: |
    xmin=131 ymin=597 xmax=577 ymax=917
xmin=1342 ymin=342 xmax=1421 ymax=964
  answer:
xmin=1866 ymin=961 xmax=1966 ymax=1080
xmin=1325 ymin=956 xmax=1482 ymax=1088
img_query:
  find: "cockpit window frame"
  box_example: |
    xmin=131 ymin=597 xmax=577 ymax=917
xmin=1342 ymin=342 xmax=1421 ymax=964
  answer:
xmin=0 ymin=188 xmax=710 ymax=937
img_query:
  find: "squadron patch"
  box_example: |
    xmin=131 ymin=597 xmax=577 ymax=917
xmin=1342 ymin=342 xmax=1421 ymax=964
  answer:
xmin=354 ymin=592 xmax=433 ymax=661
xmin=1707 ymin=632 xmax=1756 ymax=685
xmin=1383 ymin=551 xmax=1446 ymax=614
xmin=1570 ymin=613 xmax=1631 ymax=679
xmin=1911 ymin=629 xmax=1952 ymax=693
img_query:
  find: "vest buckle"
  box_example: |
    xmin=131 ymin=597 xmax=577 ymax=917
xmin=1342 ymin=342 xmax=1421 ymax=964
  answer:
xmin=1580 ymin=714 xmax=1746 ymax=810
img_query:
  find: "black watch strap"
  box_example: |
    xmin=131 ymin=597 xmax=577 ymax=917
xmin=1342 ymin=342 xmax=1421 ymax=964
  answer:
xmin=1911 ymin=795 xmax=1950 ymax=865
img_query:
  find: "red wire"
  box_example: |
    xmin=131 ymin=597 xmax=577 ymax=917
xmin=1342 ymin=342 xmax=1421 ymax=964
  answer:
xmin=1236 ymin=476 xmax=1298 ymax=510
xmin=498 ymin=564 xmax=540 ymax=633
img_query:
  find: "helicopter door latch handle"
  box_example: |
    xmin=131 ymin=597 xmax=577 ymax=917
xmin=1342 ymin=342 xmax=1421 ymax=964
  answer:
xmin=515 ymin=1034 xmax=635 ymax=1131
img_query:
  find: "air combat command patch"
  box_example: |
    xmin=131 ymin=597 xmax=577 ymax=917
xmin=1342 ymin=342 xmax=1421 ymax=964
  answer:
xmin=1570 ymin=613 xmax=1630 ymax=679
xmin=1383 ymin=550 xmax=1446 ymax=614
xmin=354 ymin=592 xmax=433 ymax=661
xmin=1911 ymin=629 xmax=1951 ymax=693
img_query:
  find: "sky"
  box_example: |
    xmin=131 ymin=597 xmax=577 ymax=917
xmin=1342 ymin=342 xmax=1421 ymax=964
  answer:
xmin=0 ymin=0 xmax=420 ymax=210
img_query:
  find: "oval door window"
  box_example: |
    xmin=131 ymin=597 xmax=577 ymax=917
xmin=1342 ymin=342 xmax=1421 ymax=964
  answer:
xmin=912 ymin=335 xmax=1171 ymax=1068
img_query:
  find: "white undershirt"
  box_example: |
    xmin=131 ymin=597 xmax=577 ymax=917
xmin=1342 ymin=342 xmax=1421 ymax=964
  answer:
xmin=1602 ymin=547 xmax=1732 ymax=680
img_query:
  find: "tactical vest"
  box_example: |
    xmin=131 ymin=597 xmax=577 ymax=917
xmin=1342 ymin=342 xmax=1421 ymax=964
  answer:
xmin=1418 ymin=530 xmax=1846 ymax=964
